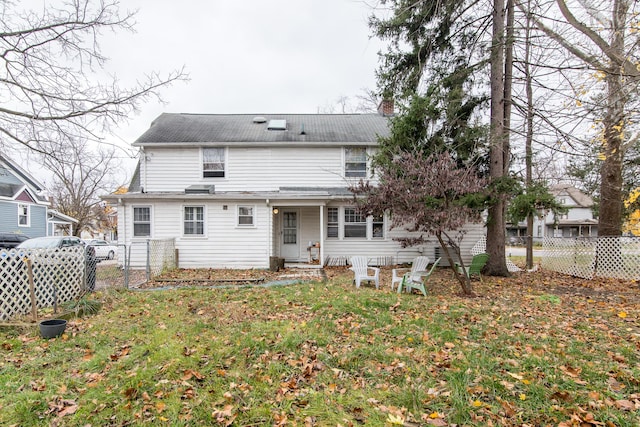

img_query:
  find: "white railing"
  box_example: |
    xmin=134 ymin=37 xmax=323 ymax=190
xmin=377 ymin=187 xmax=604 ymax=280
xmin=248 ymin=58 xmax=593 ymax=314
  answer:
xmin=543 ymin=236 xmax=640 ymax=280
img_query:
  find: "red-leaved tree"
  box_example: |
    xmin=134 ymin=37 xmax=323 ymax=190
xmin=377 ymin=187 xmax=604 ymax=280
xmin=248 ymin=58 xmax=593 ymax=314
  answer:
xmin=351 ymin=151 xmax=487 ymax=295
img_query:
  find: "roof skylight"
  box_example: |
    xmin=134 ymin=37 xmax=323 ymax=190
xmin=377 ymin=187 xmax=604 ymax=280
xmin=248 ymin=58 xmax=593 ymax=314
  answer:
xmin=267 ymin=119 xmax=287 ymax=130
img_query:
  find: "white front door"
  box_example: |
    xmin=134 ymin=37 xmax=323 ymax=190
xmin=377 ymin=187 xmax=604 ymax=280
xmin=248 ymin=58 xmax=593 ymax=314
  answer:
xmin=281 ymin=210 xmax=299 ymax=260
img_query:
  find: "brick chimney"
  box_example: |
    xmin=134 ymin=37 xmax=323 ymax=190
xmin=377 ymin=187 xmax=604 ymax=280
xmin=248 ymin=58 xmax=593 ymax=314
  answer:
xmin=377 ymin=99 xmax=394 ymax=117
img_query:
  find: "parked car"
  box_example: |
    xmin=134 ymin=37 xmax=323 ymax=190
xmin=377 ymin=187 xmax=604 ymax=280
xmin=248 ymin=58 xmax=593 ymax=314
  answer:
xmin=83 ymin=239 xmax=117 ymax=260
xmin=0 ymin=232 xmax=30 ymax=249
xmin=18 ymin=236 xmax=85 ymax=250
xmin=16 ymin=236 xmax=97 ymax=291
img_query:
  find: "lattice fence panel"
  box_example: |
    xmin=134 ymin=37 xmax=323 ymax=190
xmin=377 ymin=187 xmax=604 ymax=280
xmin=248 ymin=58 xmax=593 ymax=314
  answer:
xmin=542 ymin=237 xmax=640 ymax=280
xmin=0 ymin=247 xmax=87 ymax=321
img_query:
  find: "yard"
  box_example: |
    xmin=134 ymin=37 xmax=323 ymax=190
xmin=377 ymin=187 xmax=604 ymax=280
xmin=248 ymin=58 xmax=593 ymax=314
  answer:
xmin=0 ymin=266 xmax=638 ymax=426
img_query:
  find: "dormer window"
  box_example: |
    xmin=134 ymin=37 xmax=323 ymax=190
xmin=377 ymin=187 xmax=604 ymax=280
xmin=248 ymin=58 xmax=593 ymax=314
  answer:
xmin=203 ymin=148 xmax=225 ymax=178
xmin=345 ymin=147 xmax=367 ymax=178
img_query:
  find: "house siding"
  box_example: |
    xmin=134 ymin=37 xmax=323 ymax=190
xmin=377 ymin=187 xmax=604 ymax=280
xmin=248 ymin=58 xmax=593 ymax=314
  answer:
xmin=121 ymin=199 xmax=272 ymax=269
xmin=0 ymin=200 xmax=46 ymax=237
xmin=106 ymin=113 xmax=489 ymax=270
xmin=322 ymin=220 xmax=485 ymax=267
xmin=141 ymin=146 xmax=377 ymax=193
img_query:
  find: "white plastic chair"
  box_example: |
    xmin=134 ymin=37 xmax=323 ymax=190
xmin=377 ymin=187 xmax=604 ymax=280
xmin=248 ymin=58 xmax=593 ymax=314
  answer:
xmin=391 ymin=256 xmax=430 ymax=291
xmin=349 ymin=256 xmax=380 ymax=289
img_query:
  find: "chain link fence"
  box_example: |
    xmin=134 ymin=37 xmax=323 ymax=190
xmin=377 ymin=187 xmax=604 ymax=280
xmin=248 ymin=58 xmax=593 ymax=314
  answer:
xmin=0 ymin=239 xmax=177 ymax=321
xmin=543 ymin=236 xmax=640 ymax=280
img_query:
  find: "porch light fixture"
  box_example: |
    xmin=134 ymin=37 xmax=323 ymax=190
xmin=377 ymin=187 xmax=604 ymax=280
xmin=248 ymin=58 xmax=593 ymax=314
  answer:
xmin=272 ymin=208 xmax=279 ymax=215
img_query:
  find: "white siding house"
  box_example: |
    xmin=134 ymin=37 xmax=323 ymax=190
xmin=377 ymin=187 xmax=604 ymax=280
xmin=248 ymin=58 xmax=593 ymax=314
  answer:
xmin=103 ymin=111 xmax=486 ymax=269
xmin=507 ymin=184 xmax=597 ymax=243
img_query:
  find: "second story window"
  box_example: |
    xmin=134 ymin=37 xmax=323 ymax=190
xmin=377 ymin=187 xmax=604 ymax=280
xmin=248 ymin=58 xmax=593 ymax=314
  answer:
xmin=133 ymin=206 xmax=151 ymax=237
xmin=203 ymin=147 xmax=225 ymax=178
xmin=18 ymin=204 xmax=29 ymax=226
xmin=345 ymin=147 xmax=366 ymax=178
xmin=184 ymin=206 xmax=204 ymax=235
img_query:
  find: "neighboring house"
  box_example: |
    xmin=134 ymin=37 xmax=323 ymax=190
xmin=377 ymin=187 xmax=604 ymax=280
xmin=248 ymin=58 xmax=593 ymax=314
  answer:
xmin=507 ymin=184 xmax=598 ymax=243
xmin=0 ymin=154 xmax=77 ymax=238
xmin=102 ymin=104 xmax=485 ymax=269
xmin=0 ymin=154 xmax=49 ymax=238
xmin=48 ymin=209 xmax=79 ymax=236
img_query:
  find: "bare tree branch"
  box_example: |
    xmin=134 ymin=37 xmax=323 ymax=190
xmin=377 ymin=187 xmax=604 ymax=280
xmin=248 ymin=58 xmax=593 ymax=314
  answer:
xmin=0 ymin=0 xmax=188 ymax=154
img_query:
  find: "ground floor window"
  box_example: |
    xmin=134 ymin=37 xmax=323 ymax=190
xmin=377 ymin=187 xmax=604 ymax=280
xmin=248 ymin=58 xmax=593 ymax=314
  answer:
xmin=372 ymin=214 xmax=384 ymax=239
xmin=238 ymin=206 xmax=255 ymax=226
xmin=327 ymin=206 xmax=385 ymax=240
xmin=344 ymin=208 xmax=366 ymax=238
xmin=184 ymin=206 xmax=204 ymax=235
xmin=327 ymin=207 xmax=339 ymax=238
xmin=133 ymin=206 xmax=151 ymax=237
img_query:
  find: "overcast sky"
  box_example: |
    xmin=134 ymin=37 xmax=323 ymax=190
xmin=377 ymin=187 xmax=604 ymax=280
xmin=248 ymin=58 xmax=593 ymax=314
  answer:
xmin=100 ymin=0 xmax=386 ymax=159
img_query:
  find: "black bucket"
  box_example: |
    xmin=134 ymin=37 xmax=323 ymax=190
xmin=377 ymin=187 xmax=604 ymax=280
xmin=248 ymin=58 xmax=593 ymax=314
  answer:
xmin=39 ymin=319 xmax=67 ymax=339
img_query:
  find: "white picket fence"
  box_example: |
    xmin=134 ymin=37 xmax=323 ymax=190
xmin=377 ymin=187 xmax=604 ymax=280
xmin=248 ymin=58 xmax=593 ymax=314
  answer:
xmin=543 ymin=236 xmax=640 ymax=280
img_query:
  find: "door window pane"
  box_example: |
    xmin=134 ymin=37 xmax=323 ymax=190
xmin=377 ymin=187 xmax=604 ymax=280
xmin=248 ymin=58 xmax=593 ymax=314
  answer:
xmin=283 ymin=212 xmax=297 ymax=244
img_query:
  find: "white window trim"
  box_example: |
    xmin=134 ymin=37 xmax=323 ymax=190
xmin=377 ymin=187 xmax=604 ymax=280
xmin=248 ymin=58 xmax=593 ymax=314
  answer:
xmin=237 ymin=204 xmax=256 ymax=228
xmin=344 ymin=206 xmax=367 ymax=239
xmin=202 ymin=147 xmax=227 ymax=179
xmin=17 ymin=203 xmax=30 ymax=227
xmin=328 ymin=206 xmax=386 ymax=240
xmin=327 ymin=207 xmax=339 ymax=239
xmin=132 ymin=205 xmax=152 ymax=238
xmin=183 ymin=205 xmax=206 ymax=237
xmin=343 ymin=147 xmax=368 ymax=178
xmin=371 ymin=214 xmax=385 ymax=239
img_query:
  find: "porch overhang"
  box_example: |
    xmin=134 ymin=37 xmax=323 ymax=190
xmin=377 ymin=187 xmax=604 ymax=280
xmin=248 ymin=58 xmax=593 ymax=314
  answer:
xmin=101 ymin=187 xmax=355 ymax=203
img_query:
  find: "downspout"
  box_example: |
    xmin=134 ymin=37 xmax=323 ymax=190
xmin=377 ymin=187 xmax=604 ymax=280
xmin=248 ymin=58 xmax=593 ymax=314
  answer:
xmin=141 ymin=147 xmax=147 ymax=193
xmin=266 ymin=199 xmax=271 ymax=263
xmin=319 ymin=205 xmax=324 ymax=267
xmin=121 ymin=198 xmax=126 ymax=245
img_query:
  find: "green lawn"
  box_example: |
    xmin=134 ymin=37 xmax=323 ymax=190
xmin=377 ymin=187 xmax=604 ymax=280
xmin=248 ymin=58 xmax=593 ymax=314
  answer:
xmin=1 ymin=267 xmax=638 ymax=426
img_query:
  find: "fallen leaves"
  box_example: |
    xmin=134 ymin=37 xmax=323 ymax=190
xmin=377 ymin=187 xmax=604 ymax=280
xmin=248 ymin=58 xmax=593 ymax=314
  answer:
xmin=46 ymin=396 xmax=78 ymax=418
xmin=109 ymin=344 xmax=131 ymax=361
xmin=1 ymin=267 xmax=638 ymax=426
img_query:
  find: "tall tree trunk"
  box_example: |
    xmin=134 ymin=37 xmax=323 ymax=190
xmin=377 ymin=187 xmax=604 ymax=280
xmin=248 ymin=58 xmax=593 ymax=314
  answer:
xmin=524 ymin=0 xmax=535 ymax=269
xmin=598 ymin=0 xmax=628 ymax=237
xmin=503 ymin=0 xmax=514 ymax=173
xmin=485 ymin=0 xmax=510 ymax=276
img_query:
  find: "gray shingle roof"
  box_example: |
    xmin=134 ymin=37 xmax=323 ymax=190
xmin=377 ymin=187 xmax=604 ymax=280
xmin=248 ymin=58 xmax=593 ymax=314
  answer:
xmin=550 ymin=184 xmax=594 ymax=208
xmin=133 ymin=113 xmax=391 ymax=145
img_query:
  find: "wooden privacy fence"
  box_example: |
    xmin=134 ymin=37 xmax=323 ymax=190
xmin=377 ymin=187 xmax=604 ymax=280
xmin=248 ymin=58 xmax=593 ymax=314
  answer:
xmin=0 ymin=247 xmax=90 ymax=321
xmin=543 ymin=236 xmax=640 ymax=280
